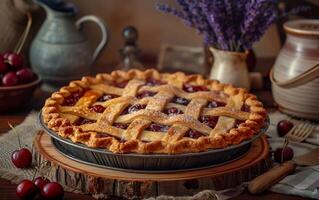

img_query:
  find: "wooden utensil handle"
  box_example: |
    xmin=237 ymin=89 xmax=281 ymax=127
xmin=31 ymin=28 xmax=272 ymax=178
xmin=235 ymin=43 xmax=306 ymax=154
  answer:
xmin=248 ymin=161 xmax=297 ymax=194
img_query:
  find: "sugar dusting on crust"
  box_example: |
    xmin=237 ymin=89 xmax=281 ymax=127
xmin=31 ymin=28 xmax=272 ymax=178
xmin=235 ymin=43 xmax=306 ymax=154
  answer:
xmin=42 ymin=69 xmax=267 ymax=154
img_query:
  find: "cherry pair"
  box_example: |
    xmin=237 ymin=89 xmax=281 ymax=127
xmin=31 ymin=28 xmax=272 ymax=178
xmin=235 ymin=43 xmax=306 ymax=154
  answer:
xmin=16 ymin=177 xmax=64 ymax=200
xmin=0 ymin=52 xmax=35 ymax=86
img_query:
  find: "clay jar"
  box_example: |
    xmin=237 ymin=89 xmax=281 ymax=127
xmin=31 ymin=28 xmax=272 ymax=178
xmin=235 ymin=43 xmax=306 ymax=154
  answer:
xmin=271 ymin=20 xmax=319 ymax=120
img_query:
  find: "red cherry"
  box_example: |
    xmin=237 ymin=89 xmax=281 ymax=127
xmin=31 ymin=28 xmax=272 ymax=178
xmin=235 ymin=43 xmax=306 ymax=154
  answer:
xmin=3 ymin=52 xmax=11 ymax=60
xmin=16 ymin=180 xmax=37 ymax=199
xmin=34 ymin=177 xmax=50 ymax=191
xmin=277 ymin=120 xmax=294 ymax=137
xmin=7 ymin=53 xmax=24 ymax=69
xmin=11 ymin=148 xmax=32 ymax=168
xmin=41 ymin=182 xmax=64 ymax=200
xmin=2 ymin=72 xmax=18 ymax=86
xmin=0 ymin=56 xmax=7 ymax=74
xmin=274 ymin=147 xmax=294 ymax=163
xmin=16 ymin=68 xmax=34 ymax=83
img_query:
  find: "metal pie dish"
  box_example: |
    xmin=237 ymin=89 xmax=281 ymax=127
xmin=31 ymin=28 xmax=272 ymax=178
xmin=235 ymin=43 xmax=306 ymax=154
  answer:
xmin=38 ymin=112 xmax=269 ymax=172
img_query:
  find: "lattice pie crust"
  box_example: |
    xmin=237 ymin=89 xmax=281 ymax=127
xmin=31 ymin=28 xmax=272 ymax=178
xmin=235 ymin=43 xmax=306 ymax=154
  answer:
xmin=42 ymin=69 xmax=266 ymax=154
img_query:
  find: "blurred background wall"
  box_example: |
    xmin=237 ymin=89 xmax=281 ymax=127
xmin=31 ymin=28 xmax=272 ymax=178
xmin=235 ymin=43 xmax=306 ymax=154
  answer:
xmin=68 ymin=0 xmax=281 ymax=68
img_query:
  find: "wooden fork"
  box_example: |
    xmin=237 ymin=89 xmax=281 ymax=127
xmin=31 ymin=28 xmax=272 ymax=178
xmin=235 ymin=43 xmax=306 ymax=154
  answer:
xmin=285 ymin=121 xmax=316 ymax=143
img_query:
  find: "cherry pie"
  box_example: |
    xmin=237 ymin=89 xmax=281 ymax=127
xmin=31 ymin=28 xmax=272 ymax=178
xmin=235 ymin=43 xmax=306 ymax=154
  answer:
xmin=42 ymin=69 xmax=266 ymax=154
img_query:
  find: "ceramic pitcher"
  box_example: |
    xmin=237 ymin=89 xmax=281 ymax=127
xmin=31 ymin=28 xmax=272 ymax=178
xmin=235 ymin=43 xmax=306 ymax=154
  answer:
xmin=209 ymin=47 xmax=250 ymax=90
xmin=30 ymin=1 xmax=108 ymax=85
xmin=271 ymin=20 xmax=319 ymax=120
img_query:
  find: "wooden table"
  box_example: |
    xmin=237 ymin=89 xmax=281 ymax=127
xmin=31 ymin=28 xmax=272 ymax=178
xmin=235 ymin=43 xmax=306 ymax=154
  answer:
xmin=0 ymin=62 xmax=310 ymax=199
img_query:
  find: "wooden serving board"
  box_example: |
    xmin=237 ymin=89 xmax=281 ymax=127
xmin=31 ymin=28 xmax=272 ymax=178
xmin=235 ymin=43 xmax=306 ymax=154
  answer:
xmin=33 ymin=132 xmax=271 ymax=199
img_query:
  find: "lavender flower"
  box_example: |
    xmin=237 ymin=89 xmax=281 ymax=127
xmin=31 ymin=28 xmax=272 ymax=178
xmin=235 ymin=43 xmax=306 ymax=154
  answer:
xmin=156 ymin=0 xmax=279 ymax=51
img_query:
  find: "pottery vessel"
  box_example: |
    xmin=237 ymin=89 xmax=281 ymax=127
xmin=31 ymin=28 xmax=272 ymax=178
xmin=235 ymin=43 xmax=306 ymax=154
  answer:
xmin=271 ymin=20 xmax=319 ymax=120
xmin=209 ymin=47 xmax=250 ymax=90
xmin=30 ymin=1 xmax=108 ymax=86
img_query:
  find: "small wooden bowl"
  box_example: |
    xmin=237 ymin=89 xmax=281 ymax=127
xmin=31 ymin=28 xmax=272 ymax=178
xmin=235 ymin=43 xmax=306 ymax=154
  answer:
xmin=0 ymin=76 xmax=41 ymax=112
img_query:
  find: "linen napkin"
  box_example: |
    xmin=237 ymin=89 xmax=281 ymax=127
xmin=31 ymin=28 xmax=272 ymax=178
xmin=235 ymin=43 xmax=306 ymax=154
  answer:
xmin=268 ymin=111 xmax=319 ymax=145
xmin=267 ymin=111 xmax=319 ymax=199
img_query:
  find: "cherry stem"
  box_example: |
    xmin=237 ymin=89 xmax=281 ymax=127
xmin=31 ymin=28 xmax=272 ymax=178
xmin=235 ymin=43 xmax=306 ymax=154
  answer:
xmin=8 ymin=122 xmax=21 ymax=149
xmin=14 ymin=12 xmax=32 ymax=54
xmin=32 ymin=160 xmax=49 ymax=181
xmin=281 ymin=138 xmax=289 ymax=164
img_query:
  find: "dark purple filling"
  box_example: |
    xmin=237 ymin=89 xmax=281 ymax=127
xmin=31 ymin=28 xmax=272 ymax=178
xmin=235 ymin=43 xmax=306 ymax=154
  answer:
xmin=90 ymin=105 xmax=106 ymax=113
xmin=242 ymin=104 xmax=250 ymax=112
xmin=121 ymin=104 xmax=146 ymax=115
xmin=95 ymin=133 xmax=112 ymax=138
xmin=199 ymin=115 xmax=219 ymax=129
xmin=235 ymin=120 xmax=245 ymax=128
xmin=171 ymin=96 xmax=190 ymax=105
xmin=136 ymin=91 xmax=157 ymax=99
xmin=207 ymin=101 xmax=226 ymax=108
xmin=184 ymin=130 xmax=205 ymax=139
xmin=183 ymin=84 xmax=209 ymax=93
xmin=74 ymin=118 xmax=96 ymax=126
xmin=63 ymin=90 xmax=85 ymax=106
xmin=97 ymin=94 xmax=119 ymax=102
xmin=115 ymin=80 xmax=129 ymax=88
xmin=146 ymin=123 xmax=170 ymax=132
xmin=164 ymin=107 xmax=183 ymax=116
xmin=145 ymin=78 xmax=166 ymax=86
xmin=113 ymin=123 xmax=129 ymax=129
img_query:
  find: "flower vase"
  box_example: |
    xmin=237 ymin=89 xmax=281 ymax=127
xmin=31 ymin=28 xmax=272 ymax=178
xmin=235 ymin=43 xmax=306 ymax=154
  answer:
xmin=209 ymin=47 xmax=250 ymax=90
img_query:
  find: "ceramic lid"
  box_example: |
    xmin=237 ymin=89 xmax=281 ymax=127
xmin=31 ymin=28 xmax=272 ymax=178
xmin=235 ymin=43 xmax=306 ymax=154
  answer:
xmin=284 ymin=19 xmax=319 ymax=36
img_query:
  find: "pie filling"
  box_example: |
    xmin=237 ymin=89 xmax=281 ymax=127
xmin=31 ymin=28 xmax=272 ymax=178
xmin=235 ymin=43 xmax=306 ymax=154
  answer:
xmin=163 ymin=107 xmax=183 ymax=115
xmin=97 ymin=94 xmax=119 ymax=102
xmin=183 ymin=84 xmax=209 ymax=93
xmin=185 ymin=129 xmax=205 ymax=139
xmin=62 ymin=90 xmax=85 ymax=106
xmin=146 ymin=123 xmax=170 ymax=132
xmin=67 ymin=84 xmax=250 ymax=139
xmin=73 ymin=118 xmax=96 ymax=126
xmin=171 ymin=96 xmax=190 ymax=105
xmin=136 ymin=91 xmax=157 ymax=99
xmin=121 ymin=104 xmax=147 ymax=115
xmin=67 ymin=87 xmax=250 ymax=140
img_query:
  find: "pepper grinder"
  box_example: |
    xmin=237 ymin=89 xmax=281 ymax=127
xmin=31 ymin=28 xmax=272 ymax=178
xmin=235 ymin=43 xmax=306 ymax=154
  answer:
xmin=118 ymin=26 xmax=144 ymax=70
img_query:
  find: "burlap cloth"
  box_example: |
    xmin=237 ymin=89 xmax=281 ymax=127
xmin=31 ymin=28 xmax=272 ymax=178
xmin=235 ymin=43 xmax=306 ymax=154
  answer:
xmin=0 ymin=111 xmax=234 ymax=200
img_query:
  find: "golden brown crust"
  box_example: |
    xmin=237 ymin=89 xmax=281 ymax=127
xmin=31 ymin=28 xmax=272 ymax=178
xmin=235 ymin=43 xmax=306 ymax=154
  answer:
xmin=42 ymin=69 xmax=267 ymax=154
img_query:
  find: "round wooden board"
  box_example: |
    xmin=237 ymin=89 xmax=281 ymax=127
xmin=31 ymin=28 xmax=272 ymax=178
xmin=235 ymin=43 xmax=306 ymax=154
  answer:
xmin=34 ymin=132 xmax=271 ymax=199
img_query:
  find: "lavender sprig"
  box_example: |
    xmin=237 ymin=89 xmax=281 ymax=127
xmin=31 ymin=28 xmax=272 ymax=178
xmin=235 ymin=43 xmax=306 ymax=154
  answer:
xmin=156 ymin=0 xmax=280 ymax=51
